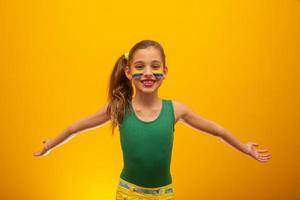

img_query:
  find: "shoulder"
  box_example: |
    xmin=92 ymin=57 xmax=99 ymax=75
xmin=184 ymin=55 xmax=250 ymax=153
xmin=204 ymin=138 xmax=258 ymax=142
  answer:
xmin=168 ymin=99 xmax=187 ymax=110
xmin=166 ymin=99 xmax=190 ymax=123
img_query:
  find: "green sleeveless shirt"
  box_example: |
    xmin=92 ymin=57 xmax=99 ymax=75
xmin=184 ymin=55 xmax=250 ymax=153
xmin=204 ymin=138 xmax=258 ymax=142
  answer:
xmin=119 ymin=99 xmax=175 ymax=188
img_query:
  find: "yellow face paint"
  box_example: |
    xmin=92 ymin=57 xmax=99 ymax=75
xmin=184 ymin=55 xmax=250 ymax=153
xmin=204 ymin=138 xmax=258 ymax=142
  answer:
xmin=131 ymin=69 xmax=144 ymax=78
xmin=131 ymin=68 xmax=164 ymax=79
xmin=151 ymin=69 xmax=164 ymax=78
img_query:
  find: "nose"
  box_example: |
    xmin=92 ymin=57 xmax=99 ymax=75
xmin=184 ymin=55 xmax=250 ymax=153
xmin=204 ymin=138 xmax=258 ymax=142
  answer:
xmin=143 ymin=67 xmax=154 ymax=77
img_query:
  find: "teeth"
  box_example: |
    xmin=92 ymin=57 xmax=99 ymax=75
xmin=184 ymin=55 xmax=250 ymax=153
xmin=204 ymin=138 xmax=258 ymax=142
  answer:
xmin=141 ymin=80 xmax=155 ymax=85
xmin=141 ymin=80 xmax=155 ymax=83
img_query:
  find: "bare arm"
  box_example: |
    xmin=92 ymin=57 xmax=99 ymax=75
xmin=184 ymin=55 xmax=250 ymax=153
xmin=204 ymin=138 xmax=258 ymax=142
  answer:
xmin=181 ymin=105 xmax=249 ymax=154
xmin=173 ymin=100 xmax=226 ymax=137
xmin=33 ymin=103 xmax=111 ymax=156
xmin=173 ymin=100 xmax=272 ymax=162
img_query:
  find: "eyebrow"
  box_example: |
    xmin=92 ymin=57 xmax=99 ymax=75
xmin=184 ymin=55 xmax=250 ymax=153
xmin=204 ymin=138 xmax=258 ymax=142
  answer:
xmin=133 ymin=60 xmax=162 ymax=65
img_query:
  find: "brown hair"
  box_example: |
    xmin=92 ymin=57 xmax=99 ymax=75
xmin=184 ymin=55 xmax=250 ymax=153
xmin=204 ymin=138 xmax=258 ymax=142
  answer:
xmin=106 ymin=39 xmax=166 ymax=135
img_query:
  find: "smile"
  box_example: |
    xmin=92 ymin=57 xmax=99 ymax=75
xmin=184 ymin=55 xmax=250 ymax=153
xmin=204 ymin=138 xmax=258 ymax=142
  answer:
xmin=140 ymin=80 xmax=156 ymax=87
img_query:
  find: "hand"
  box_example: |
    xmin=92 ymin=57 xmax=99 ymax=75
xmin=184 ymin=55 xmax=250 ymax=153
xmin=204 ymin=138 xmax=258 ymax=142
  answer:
xmin=245 ymin=142 xmax=272 ymax=163
xmin=33 ymin=139 xmax=52 ymax=157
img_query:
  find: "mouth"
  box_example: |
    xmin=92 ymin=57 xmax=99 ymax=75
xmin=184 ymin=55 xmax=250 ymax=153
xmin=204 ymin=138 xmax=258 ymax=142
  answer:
xmin=140 ymin=79 xmax=156 ymax=87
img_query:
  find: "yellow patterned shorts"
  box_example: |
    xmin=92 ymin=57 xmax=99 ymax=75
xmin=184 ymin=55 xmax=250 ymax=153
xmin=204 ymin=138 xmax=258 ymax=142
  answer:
xmin=115 ymin=178 xmax=175 ymax=200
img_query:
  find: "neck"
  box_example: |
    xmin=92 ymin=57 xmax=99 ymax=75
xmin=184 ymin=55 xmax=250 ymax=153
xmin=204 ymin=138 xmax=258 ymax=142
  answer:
xmin=132 ymin=92 xmax=161 ymax=107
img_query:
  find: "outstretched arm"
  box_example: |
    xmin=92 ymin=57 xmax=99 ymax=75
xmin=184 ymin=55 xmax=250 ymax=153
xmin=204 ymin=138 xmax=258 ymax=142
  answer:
xmin=173 ymin=100 xmax=272 ymax=163
xmin=33 ymin=103 xmax=111 ymax=156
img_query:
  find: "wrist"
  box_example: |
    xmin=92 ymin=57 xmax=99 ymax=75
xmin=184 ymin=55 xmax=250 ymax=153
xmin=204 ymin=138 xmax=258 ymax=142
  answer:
xmin=44 ymin=140 xmax=52 ymax=151
xmin=244 ymin=144 xmax=250 ymax=155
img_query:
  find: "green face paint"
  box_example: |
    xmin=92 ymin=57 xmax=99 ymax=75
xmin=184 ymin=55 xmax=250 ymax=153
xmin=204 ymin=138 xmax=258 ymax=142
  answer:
xmin=131 ymin=69 xmax=144 ymax=78
xmin=151 ymin=69 xmax=164 ymax=78
xmin=131 ymin=69 xmax=164 ymax=79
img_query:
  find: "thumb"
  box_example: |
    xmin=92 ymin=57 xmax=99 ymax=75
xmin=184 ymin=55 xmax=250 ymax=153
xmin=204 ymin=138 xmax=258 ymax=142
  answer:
xmin=33 ymin=151 xmax=42 ymax=156
xmin=252 ymin=142 xmax=259 ymax=147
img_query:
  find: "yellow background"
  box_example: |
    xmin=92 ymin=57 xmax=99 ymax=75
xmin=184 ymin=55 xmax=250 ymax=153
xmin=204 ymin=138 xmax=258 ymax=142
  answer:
xmin=1 ymin=0 xmax=299 ymax=199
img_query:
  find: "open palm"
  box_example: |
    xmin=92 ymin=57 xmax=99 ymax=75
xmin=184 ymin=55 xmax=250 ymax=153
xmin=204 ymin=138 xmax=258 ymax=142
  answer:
xmin=33 ymin=139 xmax=51 ymax=157
xmin=245 ymin=142 xmax=272 ymax=162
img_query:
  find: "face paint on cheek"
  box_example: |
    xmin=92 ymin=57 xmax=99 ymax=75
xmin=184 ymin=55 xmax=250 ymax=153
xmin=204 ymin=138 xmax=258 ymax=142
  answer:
xmin=131 ymin=69 xmax=144 ymax=79
xmin=131 ymin=68 xmax=164 ymax=79
xmin=152 ymin=69 xmax=164 ymax=78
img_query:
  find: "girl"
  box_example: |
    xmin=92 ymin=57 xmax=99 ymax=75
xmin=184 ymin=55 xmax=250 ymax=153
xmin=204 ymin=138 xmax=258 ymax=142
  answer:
xmin=33 ymin=39 xmax=272 ymax=200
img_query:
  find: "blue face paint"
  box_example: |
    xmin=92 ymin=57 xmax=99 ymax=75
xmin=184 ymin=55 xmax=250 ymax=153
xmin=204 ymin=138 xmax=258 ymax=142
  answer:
xmin=131 ymin=69 xmax=144 ymax=78
xmin=151 ymin=69 xmax=164 ymax=78
xmin=131 ymin=69 xmax=164 ymax=79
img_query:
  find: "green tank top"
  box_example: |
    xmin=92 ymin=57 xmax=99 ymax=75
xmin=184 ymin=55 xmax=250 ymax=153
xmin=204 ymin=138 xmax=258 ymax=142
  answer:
xmin=119 ymin=99 xmax=175 ymax=188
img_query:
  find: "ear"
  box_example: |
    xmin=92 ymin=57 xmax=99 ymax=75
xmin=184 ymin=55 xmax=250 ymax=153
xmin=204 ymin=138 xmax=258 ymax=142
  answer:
xmin=124 ymin=65 xmax=132 ymax=80
xmin=163 ymin=66 xmax=168 ymax=78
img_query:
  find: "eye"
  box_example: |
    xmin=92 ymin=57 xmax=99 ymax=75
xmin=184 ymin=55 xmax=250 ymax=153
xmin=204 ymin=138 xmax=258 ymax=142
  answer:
xmin=135 ymin=65 xmax=143 ymax=69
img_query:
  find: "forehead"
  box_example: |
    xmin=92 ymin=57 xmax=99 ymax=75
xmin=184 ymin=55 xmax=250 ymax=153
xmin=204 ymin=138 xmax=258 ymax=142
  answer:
xmin=132 ymin=47 xmax=162 ymax=64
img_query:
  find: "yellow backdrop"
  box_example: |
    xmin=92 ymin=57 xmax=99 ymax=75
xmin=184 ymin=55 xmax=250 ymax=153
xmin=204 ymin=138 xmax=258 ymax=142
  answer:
xmin=1 ymin=0 xmax=299 ymax=199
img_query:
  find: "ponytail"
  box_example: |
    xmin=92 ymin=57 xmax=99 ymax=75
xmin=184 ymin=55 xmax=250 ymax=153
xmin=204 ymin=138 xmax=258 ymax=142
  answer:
xmin=106 ymin=54 xmax=133 ymax=135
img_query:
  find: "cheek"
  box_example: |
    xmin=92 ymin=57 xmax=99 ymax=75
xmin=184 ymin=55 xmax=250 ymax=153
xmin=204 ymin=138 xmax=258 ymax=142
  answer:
xmin=131 ymin=78 xmax=141 ymax=85
xmin=152 ymin=69 xmax=164 ymax=78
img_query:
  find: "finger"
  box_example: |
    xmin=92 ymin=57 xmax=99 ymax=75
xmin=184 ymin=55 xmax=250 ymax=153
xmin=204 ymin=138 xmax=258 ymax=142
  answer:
xmin=252 ymin=143 xmax=259 ymax=147
xmin=259 ymin=153 xmax=272 ymax=157
xmin=258 ymin=156 xmax=271 ymax=161
xmin=33 ymin=151 xmax=40 ymax=156
xmin=259 ymin=159 xmax=269 ymax=163
xmin=259 ymin=155 xmax=272 ymax=160
xmin=256 ymin=153 xmax=269 ymax=159
xmin=259 ymin=158 xmax=271 ymax=162
xmin=259 ymin=154 xmax=272 ymax=158
xmin=248 ymin=142 xmax=257 ymax=148
xmin=257 ymin=149 xmax=268 ymax=153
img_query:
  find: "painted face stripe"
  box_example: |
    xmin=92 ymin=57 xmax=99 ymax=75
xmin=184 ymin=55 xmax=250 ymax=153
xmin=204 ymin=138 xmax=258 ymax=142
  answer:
xmin=131 ymin=69 xmax=143 ymax=78
xmin=152 ymin=69 xmax=164 ymax=78
xmin=131 ymin=69 xmax=164 ymax=78
xmin=132 ymin=73 xmax=143 ymax=78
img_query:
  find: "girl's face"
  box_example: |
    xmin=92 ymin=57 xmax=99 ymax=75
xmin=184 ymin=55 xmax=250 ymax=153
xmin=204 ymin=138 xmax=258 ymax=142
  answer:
xmin=125 ymin=47 xmax=168 ymax=94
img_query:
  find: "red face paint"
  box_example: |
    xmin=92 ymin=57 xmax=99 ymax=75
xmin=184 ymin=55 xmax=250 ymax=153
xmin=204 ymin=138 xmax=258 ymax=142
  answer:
xmin=131 ymin=69 xmax=164 ymax=79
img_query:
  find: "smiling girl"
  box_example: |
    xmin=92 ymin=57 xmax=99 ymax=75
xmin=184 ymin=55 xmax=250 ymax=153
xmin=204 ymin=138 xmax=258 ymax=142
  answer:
xmin=33 ymin=39 xmax=272 ymax=200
